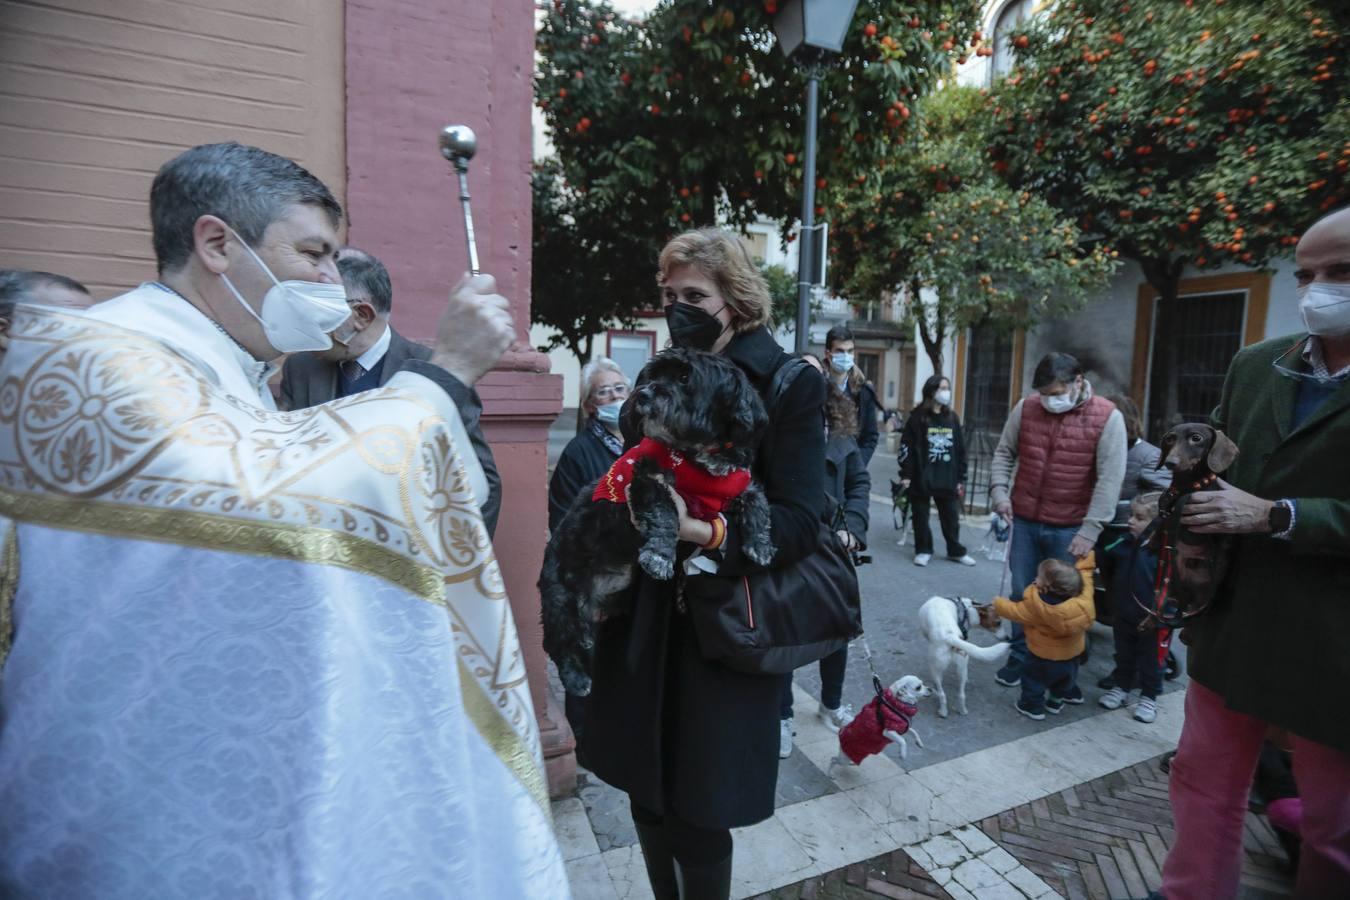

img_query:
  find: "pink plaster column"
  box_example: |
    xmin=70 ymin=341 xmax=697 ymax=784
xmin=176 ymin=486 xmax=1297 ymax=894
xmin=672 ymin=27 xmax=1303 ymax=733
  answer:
xmin=345 ymin=0 xmax=574 ymax=795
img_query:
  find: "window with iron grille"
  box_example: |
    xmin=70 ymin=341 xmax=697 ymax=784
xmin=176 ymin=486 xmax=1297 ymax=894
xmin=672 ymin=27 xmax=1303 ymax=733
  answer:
xmin=1145 ymin=291 xmax=1245 ymax=444
xmin=962 ymin=323 xmax=1015 ymax=512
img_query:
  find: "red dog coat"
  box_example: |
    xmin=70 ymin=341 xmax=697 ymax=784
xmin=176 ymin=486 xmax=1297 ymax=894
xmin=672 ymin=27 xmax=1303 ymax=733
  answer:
xmin=592 ymin=438 xmax=751 ymax=522
xmin=838 ymin=690 xmax=918 ymax=765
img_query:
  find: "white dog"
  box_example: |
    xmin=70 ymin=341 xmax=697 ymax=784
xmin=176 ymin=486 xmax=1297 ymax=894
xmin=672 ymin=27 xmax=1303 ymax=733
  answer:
xmin=835 ymin=674 xmax=932 ymax=767
xmin=918 ymin=595 xmax=1012 ymax=718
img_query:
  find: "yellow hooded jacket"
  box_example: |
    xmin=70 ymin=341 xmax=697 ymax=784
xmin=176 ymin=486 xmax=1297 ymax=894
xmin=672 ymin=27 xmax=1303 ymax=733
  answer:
xmin=993 ymin=553 xmax=1097 ymax=661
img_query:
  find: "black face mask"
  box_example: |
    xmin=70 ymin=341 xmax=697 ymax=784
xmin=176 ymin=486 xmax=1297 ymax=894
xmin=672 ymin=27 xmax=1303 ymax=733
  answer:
xmin=665 ymin=302 xmax=728 ymax=351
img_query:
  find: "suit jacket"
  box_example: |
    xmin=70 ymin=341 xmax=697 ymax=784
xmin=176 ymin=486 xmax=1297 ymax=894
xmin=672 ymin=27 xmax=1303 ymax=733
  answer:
xmin=1189 ymin=334 xmax=1350 ymax=753
xmin=279 ymin=327 xmax=501 ymax=536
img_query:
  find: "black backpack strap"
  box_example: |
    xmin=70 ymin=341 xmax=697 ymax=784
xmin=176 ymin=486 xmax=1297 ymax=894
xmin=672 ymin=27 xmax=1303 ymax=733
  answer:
xmin=766 ymin=357 xmax=813 ymax=416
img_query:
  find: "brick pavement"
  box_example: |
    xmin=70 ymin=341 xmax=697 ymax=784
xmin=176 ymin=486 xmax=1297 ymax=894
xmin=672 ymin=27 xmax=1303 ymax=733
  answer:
xmin=748 ymin=849 xmax=953 ymax=900
xmin=978 ymin=756 xmax=1293 ymax=899
xmin=741 ymin=756 xmax=1293 ymax=900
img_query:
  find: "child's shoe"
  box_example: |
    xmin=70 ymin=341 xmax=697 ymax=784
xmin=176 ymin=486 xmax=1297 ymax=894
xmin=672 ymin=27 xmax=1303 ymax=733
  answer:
xmin=1014 ymin=699 xmax=1046 ymax=721
xmin=1133 ymin=697 xmax=1157 ymax=723
xmin=1055 ymin=687 xmax=1085 ymax=705
xmin=1046 ymin=697 xmax=1064 ymax=715
xmin=1099 ymin=687 xmax=1129 ymax=710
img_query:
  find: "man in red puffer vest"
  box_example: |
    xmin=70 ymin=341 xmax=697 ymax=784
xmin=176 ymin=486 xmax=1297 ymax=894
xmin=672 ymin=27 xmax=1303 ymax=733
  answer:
xmin=988 ymin=352 xmax=1127 ymax=691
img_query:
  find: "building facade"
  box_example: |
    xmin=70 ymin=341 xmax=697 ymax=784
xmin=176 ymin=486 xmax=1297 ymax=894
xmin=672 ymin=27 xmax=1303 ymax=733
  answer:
xmin=0 ymin=0 xmax=576 ymax=793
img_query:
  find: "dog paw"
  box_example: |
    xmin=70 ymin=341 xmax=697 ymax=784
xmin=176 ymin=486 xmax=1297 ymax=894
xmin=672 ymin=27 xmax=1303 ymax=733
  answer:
xmin=561 ymin=668 xmax=593 ymax=697
xmin=744 ymin=538 xmax=776 ymax=567
xmin=638 ymin=549 xmax=675 ymax=581
xmin=937 ymin=707 xmax=949 ymax=719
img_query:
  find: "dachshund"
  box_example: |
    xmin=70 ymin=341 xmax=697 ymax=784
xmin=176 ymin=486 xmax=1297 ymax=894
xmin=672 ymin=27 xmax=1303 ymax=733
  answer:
xmin=1146 ymin=423 xmax=1239 ymax=634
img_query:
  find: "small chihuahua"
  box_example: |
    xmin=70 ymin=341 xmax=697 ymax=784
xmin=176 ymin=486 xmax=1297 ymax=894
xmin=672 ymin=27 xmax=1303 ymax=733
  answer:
xmin=835 ymin=675 xmax=932 ymax=767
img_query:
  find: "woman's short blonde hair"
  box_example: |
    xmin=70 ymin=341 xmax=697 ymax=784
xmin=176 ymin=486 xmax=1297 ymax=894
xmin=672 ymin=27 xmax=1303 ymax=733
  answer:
xmin=658 ymin=228 xmax=772 ymax=331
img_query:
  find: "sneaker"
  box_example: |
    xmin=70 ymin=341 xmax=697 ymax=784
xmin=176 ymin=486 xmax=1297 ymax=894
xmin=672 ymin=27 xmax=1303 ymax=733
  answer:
xmin=994 ymin=667 xmax=1021 ymax=688
xmin=914 ymin=553 xmax=932 ymax=567
xmin=1054 ymin=688 xmax=1085 ymax=705
xmin=1046 ymin=697 xmax=1064 ymax=715
xmin=951 ymin=554 xmax=978 ymax=566
xmin=1014 ymin=699 xmax=1046 ymax=721
xmin=1133 ymin=697 xmax=1158 ymax=723
xmin=1125 ymin=688 xmax=1141 ymax=707
xmin=779 ymin=718 xmax=794 ymax=759
xmin=818 ymin=702 xmax=853 ymax=734
xmin=1099 ymin=687 xmax=1129 ymax=710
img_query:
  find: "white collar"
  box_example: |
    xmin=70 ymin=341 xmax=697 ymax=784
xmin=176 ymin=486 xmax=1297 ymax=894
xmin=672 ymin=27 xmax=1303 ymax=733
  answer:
xmin=86 ymin=282 xmax=280 ymax=409
xmin=355 ymin=322 xmax=392 ymax=374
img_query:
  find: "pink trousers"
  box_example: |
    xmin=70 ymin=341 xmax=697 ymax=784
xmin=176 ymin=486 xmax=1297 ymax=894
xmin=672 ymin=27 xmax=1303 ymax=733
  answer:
xmin=1162 ymin=681 xmax=1350 ymax=899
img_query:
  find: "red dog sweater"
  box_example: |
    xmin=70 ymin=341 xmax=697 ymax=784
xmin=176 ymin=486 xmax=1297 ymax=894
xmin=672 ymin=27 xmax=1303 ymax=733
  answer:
xmin=592 ymin=438 xmax=751 ymax=522
xmin=838 ymin=690 xmax=919 ymax=765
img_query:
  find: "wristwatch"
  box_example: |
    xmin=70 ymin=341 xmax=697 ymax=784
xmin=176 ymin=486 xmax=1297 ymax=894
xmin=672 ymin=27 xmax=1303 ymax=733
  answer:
xmin=1268 ymin=499 xmax=1294 ymax=538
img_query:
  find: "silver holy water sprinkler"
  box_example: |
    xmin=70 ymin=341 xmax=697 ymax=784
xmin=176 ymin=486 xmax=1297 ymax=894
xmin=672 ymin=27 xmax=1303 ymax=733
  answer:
xmin=438 ymin=124 xmax=480 ymax=275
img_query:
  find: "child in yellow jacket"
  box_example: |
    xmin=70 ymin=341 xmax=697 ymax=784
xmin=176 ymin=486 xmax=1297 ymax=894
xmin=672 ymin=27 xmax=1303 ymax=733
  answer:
xmin=987 ymin=553 xmax=1096 ymax=721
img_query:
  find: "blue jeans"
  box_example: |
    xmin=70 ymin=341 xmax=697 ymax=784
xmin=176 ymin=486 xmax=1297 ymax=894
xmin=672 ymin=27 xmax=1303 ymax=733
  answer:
xmin=1020 ymin=656 xmax=1079 ymax=714
xmin=997 ymin=517 xmax=1079 ymax=683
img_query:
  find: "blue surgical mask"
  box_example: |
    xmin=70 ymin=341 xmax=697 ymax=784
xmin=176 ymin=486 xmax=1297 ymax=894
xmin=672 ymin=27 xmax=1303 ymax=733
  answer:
xmin=595 ymin=401 xmax=623 ymax=426
xmin=830 ymin=352 xmax=854 ymax=374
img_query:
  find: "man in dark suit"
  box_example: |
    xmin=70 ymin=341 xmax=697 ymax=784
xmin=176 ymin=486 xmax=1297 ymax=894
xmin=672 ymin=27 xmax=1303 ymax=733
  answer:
xmin=280 ymin=248 xmax=501 ymax=535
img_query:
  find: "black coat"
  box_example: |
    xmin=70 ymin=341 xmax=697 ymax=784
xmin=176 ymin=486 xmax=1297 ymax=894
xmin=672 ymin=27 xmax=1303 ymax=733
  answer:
xmin=548 ymin=423 xmax=621 ymax=532
xmin=1104 ymin=534 xmax=1160 ymax=627
xmin=899 ymin=406 xmax=967 ymax=497
xmin=847 ymin=379 xmax=881 ymax=464
xmin=826 ymin=434 xmax=870 ymax=548
xmin=581 ymin=327 xmax=827 ymax=829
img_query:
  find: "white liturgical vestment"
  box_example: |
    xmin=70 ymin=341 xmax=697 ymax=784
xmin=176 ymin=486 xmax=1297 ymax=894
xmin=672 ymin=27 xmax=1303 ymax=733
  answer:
xmin=0 ymin=286 xmax=568 ymax=899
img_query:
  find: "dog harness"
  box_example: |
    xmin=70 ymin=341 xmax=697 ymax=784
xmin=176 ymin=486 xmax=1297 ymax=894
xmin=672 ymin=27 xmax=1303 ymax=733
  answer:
xmin=946 ymin=596 xmax=971 ymax=641
xmin=1140 ymin=471 xmax=1221 ymax=630
xmin=592 ymin=437 xmax=752 ymax=521
xmin=838 ymin=679 xmax=918 ymax=765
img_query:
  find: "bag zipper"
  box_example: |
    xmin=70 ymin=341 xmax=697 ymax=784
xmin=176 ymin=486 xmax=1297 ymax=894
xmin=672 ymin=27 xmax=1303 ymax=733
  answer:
xmin=742 ymin=576 xmax=754 ymax=630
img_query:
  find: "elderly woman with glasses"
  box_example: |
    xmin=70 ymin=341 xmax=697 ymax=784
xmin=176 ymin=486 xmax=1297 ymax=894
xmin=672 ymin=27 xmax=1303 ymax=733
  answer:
xmin=546 ymin=356 xmax=630 ymax=763
xmin=548 ymin=357 xmax=631 ymax=533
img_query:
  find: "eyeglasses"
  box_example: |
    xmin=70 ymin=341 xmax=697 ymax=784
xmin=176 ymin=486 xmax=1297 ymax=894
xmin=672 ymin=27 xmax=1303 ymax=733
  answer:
xmin=592 ymin=384 xmax=630 ymax=400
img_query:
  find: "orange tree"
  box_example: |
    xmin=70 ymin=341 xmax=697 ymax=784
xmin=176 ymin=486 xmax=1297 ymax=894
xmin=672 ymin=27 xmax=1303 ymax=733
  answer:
xmin=533 ymin=0 xmax=984 ymax=358
xmin=829 ymin=85 xmax=1116 ymax=372
xmin=985 ymin=0 xmax=1348 ymax=429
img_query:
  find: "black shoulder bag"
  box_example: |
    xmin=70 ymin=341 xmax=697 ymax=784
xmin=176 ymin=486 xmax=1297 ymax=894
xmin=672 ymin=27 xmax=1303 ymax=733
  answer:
xmin=683 ymin=358 xmax=863 ymax=675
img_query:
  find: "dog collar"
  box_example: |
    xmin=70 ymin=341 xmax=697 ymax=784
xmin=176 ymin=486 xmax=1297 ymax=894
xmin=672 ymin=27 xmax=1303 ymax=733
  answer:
xmin=947 ymin=596 xmax=971 ymax=641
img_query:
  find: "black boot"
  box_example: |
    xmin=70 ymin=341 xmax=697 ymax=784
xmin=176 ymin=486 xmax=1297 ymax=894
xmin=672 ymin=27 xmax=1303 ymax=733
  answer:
xmin=633 ymin=822 xmax=679 ymax=900
xmin=675 ymin=853 xmax=732 ymax=900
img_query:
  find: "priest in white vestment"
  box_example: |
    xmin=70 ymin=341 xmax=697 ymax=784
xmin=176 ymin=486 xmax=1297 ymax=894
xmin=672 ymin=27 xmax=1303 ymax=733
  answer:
xmin=0 ymin=143 xmax=568 ymax=898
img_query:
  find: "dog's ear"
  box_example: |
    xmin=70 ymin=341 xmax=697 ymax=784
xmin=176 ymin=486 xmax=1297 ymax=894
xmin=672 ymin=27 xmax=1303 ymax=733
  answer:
xmin=1206 ymin=428 xmax=1239 ymax=474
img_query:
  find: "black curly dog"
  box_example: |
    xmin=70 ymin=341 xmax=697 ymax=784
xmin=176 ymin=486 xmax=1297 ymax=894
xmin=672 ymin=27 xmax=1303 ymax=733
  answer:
xmin=540 ymin=349 xmax=774 ymax=696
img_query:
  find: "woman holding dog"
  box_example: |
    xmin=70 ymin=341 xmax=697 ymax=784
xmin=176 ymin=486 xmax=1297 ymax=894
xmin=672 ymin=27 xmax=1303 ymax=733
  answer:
xmin=900 ymin=374 xmax=976 ymax=568
xmin=581 ymin=229 xmax=827 ymax=899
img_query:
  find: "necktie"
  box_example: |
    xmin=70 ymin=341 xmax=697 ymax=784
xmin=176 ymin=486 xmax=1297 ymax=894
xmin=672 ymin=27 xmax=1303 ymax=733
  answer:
xmin=342 ymin=359 xmax=366 ymax=383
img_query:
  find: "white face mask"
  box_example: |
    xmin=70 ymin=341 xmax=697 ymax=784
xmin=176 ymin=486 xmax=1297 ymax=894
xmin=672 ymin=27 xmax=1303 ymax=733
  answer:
xmin=1041 ymin=391 xmax=1076 ymax=415
xmin=1298 ymin=282 xmax=1350 ymax=338
xmin=934 ymin=389 xmax=952 ymax=407
xmin=219 ymin=227 xmax=351 ymax=353
xmin=830 ymin=352 xmax=854 ymax=374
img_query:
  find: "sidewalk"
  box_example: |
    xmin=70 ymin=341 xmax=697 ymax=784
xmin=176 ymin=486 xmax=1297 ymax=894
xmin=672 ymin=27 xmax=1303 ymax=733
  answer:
xmin=553 ymin=685 xmax=1292 ymax=899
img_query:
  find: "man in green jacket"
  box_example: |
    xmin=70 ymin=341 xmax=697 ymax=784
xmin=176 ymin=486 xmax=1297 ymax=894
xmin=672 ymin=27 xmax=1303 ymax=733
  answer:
xmin=1153 ymin=208 xmax=1350 ymax=900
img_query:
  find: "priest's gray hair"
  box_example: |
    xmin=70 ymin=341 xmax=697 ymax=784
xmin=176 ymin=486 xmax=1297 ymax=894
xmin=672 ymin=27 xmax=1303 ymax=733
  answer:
xmin=579 ymin=356 xmax=627 ymax=405
xmin=151 ymin=142 xmax=343 ymax=275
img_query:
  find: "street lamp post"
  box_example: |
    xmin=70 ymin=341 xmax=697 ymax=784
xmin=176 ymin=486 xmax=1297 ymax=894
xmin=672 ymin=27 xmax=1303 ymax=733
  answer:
xmin=773 ymin=0 xmax=859 ymax=353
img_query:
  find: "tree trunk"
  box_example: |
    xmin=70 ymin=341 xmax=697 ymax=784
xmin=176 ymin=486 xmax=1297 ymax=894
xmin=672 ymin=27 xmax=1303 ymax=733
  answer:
xmin=911 ymin=278 xmax=945 ymax=374
xmin=572 ymin=332 xmax=596 ymax=432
